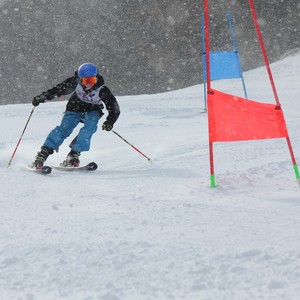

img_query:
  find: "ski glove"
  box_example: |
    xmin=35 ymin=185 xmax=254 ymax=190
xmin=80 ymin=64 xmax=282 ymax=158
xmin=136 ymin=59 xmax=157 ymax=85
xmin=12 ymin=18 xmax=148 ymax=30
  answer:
xmin=32 ymin=94 xmax=47 ymax=107
xmin=102 ymin=121 xmax=113 ymax=131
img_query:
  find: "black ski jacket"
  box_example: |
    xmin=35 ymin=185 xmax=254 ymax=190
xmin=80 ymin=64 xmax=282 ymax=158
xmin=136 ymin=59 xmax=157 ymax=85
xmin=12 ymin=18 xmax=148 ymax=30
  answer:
xmin=41 ymin=72 xmax=120 ymax=126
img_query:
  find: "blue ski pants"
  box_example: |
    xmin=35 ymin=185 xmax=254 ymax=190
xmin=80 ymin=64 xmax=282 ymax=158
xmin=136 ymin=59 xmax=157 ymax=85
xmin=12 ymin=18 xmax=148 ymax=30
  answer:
xmin=42 ymin=111 xmax=101 ymax=152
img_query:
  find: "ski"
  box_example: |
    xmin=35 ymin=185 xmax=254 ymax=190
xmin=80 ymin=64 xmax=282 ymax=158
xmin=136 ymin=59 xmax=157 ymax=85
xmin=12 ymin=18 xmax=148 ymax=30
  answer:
xmin=51 ymin=162 xmax=98 ymax=172
xmin=26 ymin=165 xmax=52 ymax=175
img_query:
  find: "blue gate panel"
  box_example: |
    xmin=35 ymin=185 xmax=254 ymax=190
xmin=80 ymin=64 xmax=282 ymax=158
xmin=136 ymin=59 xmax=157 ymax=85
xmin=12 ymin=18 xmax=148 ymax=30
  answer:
xmin=203 ymin=51 xmax=242 ymax=81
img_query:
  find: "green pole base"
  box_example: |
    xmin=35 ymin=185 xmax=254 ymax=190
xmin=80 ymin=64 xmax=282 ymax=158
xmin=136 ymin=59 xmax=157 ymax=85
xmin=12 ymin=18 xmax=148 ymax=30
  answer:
xmin=293 ymin=164 xmax=300 ymax=185
xmin=210 ymin=174 xmax=216 ymax=188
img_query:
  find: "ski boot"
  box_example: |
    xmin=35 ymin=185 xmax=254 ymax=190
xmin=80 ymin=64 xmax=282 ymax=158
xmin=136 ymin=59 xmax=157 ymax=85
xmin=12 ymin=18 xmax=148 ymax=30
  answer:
xmin=31 ymin=146 xmax=53 ymax=169
xmin=61 ymin=151 xmax=80 ymax=167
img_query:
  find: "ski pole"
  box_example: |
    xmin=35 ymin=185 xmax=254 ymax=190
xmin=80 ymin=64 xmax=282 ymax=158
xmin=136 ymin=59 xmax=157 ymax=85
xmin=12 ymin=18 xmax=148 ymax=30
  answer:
xmin=7 ymin=106 xmax=35 ymax=167
xmin=112 ymin=130 xmax=152 ymax=162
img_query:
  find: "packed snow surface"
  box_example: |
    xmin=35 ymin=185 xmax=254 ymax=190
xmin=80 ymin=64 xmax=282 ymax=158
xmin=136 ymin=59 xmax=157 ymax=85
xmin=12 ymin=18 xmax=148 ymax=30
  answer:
xmin=0 ymin=54 xmax=300 ymax=299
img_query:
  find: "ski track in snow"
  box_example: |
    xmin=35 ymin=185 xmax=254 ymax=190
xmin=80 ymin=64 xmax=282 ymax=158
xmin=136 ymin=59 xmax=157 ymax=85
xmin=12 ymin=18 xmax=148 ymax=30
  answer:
xmin=0 ymin=54 xmax=300 ymax=299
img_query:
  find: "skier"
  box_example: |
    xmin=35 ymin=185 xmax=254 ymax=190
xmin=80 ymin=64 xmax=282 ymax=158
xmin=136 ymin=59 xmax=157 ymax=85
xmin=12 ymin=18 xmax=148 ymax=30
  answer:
xmin=31 ymin=62 xmax=120 ymax=168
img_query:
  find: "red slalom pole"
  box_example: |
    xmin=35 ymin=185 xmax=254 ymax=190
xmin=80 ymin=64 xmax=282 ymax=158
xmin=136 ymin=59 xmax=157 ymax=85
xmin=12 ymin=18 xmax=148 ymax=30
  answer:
xmin=248 ymin=0 xmax=280 ymax=104
xmin=204 ymin=0 xmax=216 ymax=187
xmin=112 ymin=130 xmax=152 ymax=162
xmin=248 ymin=0 xmax=300 ymax=184
xmin=204 ymin=0 xmax=212 ymax=93
xmin=7 ymin=106 xmax=35 ymax=167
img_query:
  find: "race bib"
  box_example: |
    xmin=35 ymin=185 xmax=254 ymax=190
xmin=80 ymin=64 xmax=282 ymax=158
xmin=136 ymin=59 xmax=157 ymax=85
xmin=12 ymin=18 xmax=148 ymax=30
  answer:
xmin=75 ymin=84 xmax=103 ymax=105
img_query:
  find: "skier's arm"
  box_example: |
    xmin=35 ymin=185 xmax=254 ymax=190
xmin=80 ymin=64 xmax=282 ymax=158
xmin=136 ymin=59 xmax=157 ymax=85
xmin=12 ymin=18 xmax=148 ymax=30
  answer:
xmin=32 ymin=73 xmax=78 ymax=106
xmin=42 ymin=75 xmax=78 ymax=100
xmin=101 ymin=86 xmax=120 ymax=126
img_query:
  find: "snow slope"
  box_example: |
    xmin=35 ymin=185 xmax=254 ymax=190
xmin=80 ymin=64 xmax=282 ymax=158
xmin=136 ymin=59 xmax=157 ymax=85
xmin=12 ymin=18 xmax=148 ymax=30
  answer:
xmin=0 ymin=53 xmax=300 ymax=299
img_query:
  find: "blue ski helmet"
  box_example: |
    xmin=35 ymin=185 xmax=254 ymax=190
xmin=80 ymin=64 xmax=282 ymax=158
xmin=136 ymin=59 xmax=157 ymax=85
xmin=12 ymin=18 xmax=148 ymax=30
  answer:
xmin=78 ymin=63 xmax=98 ymax=78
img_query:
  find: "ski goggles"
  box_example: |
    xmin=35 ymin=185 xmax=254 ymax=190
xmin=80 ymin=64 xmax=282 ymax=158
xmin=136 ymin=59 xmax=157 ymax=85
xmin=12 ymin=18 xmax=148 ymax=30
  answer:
xmin=80 ymin=76 xmax=97 ymax=86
